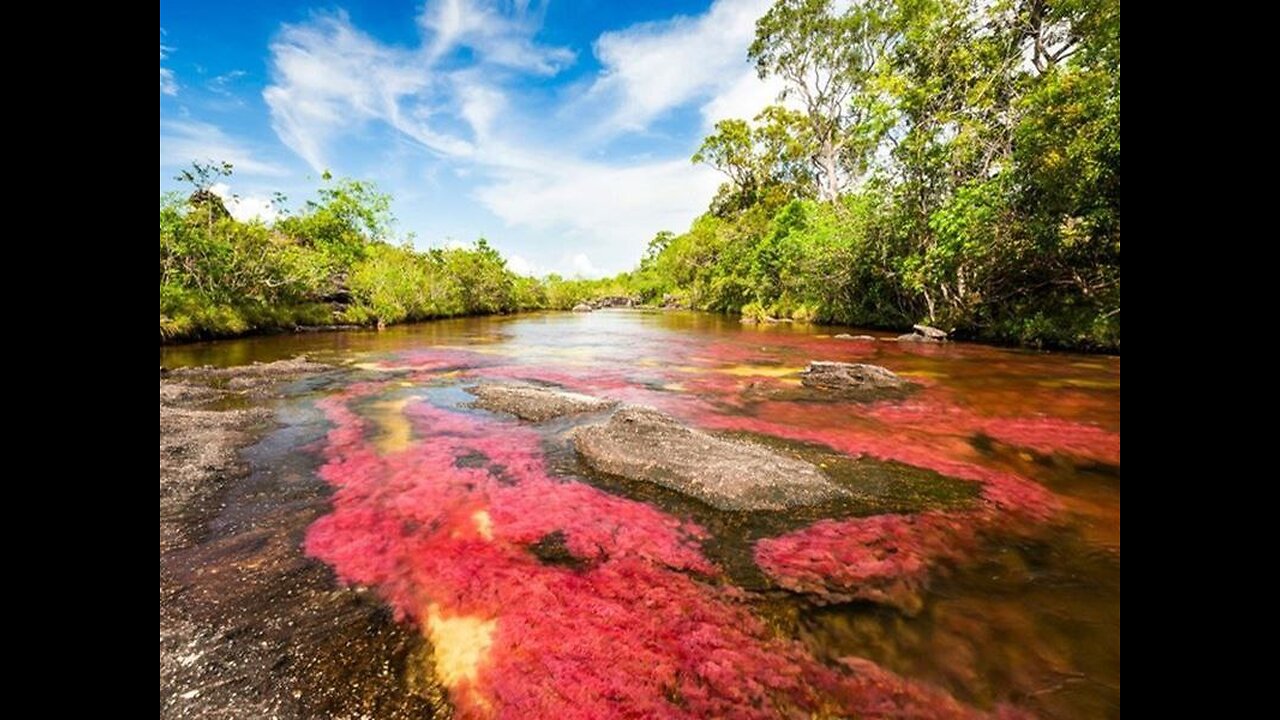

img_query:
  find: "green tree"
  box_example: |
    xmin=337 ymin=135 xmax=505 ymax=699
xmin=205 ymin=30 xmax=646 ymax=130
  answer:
xmin=750 ymin=0 xmax=892 ymax=201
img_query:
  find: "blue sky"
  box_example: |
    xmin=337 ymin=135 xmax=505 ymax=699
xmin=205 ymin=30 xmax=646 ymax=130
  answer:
xmin=160 ymin=0 xmax=783 ymax=277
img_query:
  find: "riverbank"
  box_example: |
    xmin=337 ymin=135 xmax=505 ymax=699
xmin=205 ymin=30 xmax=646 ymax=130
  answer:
xmin=162 ymin=306 xmax=1120 ymax=357
xmin=159 ymin=358 xmax=449 ymax=718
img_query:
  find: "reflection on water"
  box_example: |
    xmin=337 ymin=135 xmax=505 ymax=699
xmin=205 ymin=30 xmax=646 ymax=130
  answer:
xmin=163 ymin=310 xmax=1119 ymax=719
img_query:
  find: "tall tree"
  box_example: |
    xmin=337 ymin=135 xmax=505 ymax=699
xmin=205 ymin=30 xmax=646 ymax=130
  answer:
xmin=750 ymin=0 xmax=891 ymax=202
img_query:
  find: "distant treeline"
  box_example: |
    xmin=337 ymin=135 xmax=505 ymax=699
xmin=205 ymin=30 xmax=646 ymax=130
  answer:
xmin=159 ymin=166 xmax=628 ymax=342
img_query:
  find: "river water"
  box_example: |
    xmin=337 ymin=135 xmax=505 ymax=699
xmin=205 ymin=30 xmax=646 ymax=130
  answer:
xmin=161 ymin=310 xmax=1119 ymax=719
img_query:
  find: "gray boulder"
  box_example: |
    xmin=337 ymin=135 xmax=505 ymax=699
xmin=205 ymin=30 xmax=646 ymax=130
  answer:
xmin=572 ymin=406 xmax=849 ymax=511
xmin=800 ymin=361 xmax=911 ymax=395
xmin=912 ymin=324 xmax=948 ymax=340
xmin=466 ymin=384 xmax=617 ymax=422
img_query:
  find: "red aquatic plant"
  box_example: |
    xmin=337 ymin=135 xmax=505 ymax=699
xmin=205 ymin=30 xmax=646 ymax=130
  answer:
xmin=753 ymin=513 xmax=979 ymax=613
xmin=305 ymin=383 xmax=1023 ymax=719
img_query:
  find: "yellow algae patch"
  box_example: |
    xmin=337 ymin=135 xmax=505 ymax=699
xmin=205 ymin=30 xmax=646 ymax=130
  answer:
xmin=351 ymin=361 xmax=423 ymax=372
xmin=1038 ymin=378 xmax=1120 ymax=390
xmin=367 ymin=397 xmax=417 ymax=453
xmin=471 ymin=510 xmax=493 ymax=540
xmin=425 ymin=605 xmax=497 ymax=689
xmin=898 ymin=370 xmax=948 ymax=380
xmin=720 ymin=364 xmax=803 ymax=378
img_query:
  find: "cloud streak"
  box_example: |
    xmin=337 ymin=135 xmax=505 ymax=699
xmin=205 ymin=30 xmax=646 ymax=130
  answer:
xmin=160 ymin=39 xmax=178 ymax=96
xmin=253 ymin=0 xmax=779 ymax=274
xmin=589 ymin=0 xmax=774 ymax=132
xmin=159 ymin=120 xmax=288 ymax=177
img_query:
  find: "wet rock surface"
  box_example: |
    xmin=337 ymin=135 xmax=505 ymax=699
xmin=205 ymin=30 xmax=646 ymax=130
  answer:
xmin=913 ymin=324 xmax=948 ymax=340
xmin=465 ymin=383 xmax=617 ymax=422
xmin=799 ymin=361 xmax=915 ymax=400
xmin=897 ymin=324 xmax=948 ymax=342
xmin=572 ymin=406 xmax=850 ymax=511
xmin=160 ymin=358 xmax=446 ymax=719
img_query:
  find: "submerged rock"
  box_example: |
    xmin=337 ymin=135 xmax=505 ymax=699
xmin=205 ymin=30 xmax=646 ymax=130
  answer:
xmin=833 ymin=333 xmax=877 ymax=341
xmin=913 ymin=323 xmax=948 ymax=340
xmin=897 ymin=324 xmax=947 ymax=342
xmin=800 ymin=361 xmax=912 ymax=397
xmin=572 ymin=406 xmax=849 ymax=511
xmin=466 ymin=383 xmax=617 ymax=422
xmin=572 ymin=303 xmax=594 ymax=313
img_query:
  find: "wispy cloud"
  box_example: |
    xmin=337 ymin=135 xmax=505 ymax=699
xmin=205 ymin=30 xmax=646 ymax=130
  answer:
xmin=588 ymin=0 xmax=774 ymax=133
xmin=263 ymin=10 xmax=473 ymax=171
xmin=420 ymin=0 xmax=574 ymax=74
xmin=160 ymin=35 xmax=178 ymax=96
xmin=210 ymin=182 xmax=279 ymax=222
xmin=159 ymin=120 xmax=288 ymax=177
xmin=256 ymin=0 xmax=777 ymax=274
xmin=475 ymin=157 xmax=720 ymax=273
xmin=207 ymin=69 xmax=247 ymax=98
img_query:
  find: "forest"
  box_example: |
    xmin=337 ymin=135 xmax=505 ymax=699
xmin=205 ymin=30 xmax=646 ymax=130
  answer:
xmin=160 ymin=0 xmax=1118 ymax=350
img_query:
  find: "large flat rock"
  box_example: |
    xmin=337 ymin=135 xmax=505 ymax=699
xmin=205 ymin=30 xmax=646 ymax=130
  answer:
xmin=466 ymin=383 xmax=617 ymax=422
xmin=799 ymin=361 xmax=913 ymax=399
xmin=572 ymin=406 xmax=849 ymax=511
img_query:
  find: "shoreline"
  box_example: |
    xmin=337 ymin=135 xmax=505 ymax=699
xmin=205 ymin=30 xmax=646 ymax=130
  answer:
xmin=159 ymin=358 xmax=448 ymax=718
xmin=160 ymin=307 xmax=1121 ymax=356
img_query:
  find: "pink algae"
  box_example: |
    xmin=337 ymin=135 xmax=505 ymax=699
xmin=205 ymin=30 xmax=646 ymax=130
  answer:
xmin=304 ymin=383 xmax=1020 ymax=719
xmin=753 ymin=513 xmax=978 ymax=613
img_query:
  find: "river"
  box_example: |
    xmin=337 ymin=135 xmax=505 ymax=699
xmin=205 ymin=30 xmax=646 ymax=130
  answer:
xmin=160 ymin=309 xmax=1119 ymax=719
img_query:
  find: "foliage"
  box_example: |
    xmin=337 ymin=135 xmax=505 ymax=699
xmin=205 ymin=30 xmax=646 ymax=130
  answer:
xmin=160 ymin=170 xmax=552 ymax=341
xmin=634 ymin=0 xmax=1120 ymax=350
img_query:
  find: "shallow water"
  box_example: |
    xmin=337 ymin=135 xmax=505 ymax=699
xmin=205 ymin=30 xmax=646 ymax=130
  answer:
xmin=162 ymin=310 xmax=1119 ymax=719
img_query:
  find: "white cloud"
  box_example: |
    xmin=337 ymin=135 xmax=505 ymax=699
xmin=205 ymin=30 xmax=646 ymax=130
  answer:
xmin=456 ymin=76 xmax=506 ymax=142
xmin=569 ymin=253 xmax=598 ymax=278
xmin=420 ymin=0 xmax=574 ymax=74
xmin=160 ymin=120 xmax=288 ymax=177
xmin=208 ymin=69 xmax=247 ymax=97
xmin=589 ymin=0 xmax=773 ymax=133
xmin=209 ymin=183 xmax=279 ymax=223
xmin=474 ymin=157 xmax=721 ymax=272
xmin=263 ymin=12 xmax=472 ymax=172
xmin=160 ymin=41 xmax=178 ymax=96
xmin=504 ymin=253 xmax=536 ymax=276
xmin=700 ymin=69 xmax=786 ymax=127
xmin=256 ymin=0 xmax=775 ymax=273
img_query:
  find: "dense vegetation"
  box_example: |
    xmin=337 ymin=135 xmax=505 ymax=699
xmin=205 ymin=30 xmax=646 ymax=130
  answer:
xmin=159 ymin=164 xmax=627 ymax=341
xmin=631 ymin=0 xmax=1119 ymax=350
xmin=161 ymin=0 xmax=1117 ymax=350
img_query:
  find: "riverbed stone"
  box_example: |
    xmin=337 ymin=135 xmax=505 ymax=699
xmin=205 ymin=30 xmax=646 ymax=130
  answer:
xmin=572 ymin=303 xmax=594 ymax=313
xmin=912 ymin=324 xmax=948 ymax=340
xmin=800 ymin=361 xmax=912 ymax=397
xmin=572 ymin=406 xmax=849 ymax=511
xmin=466 ymin=383 xmax=617 ymax=422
